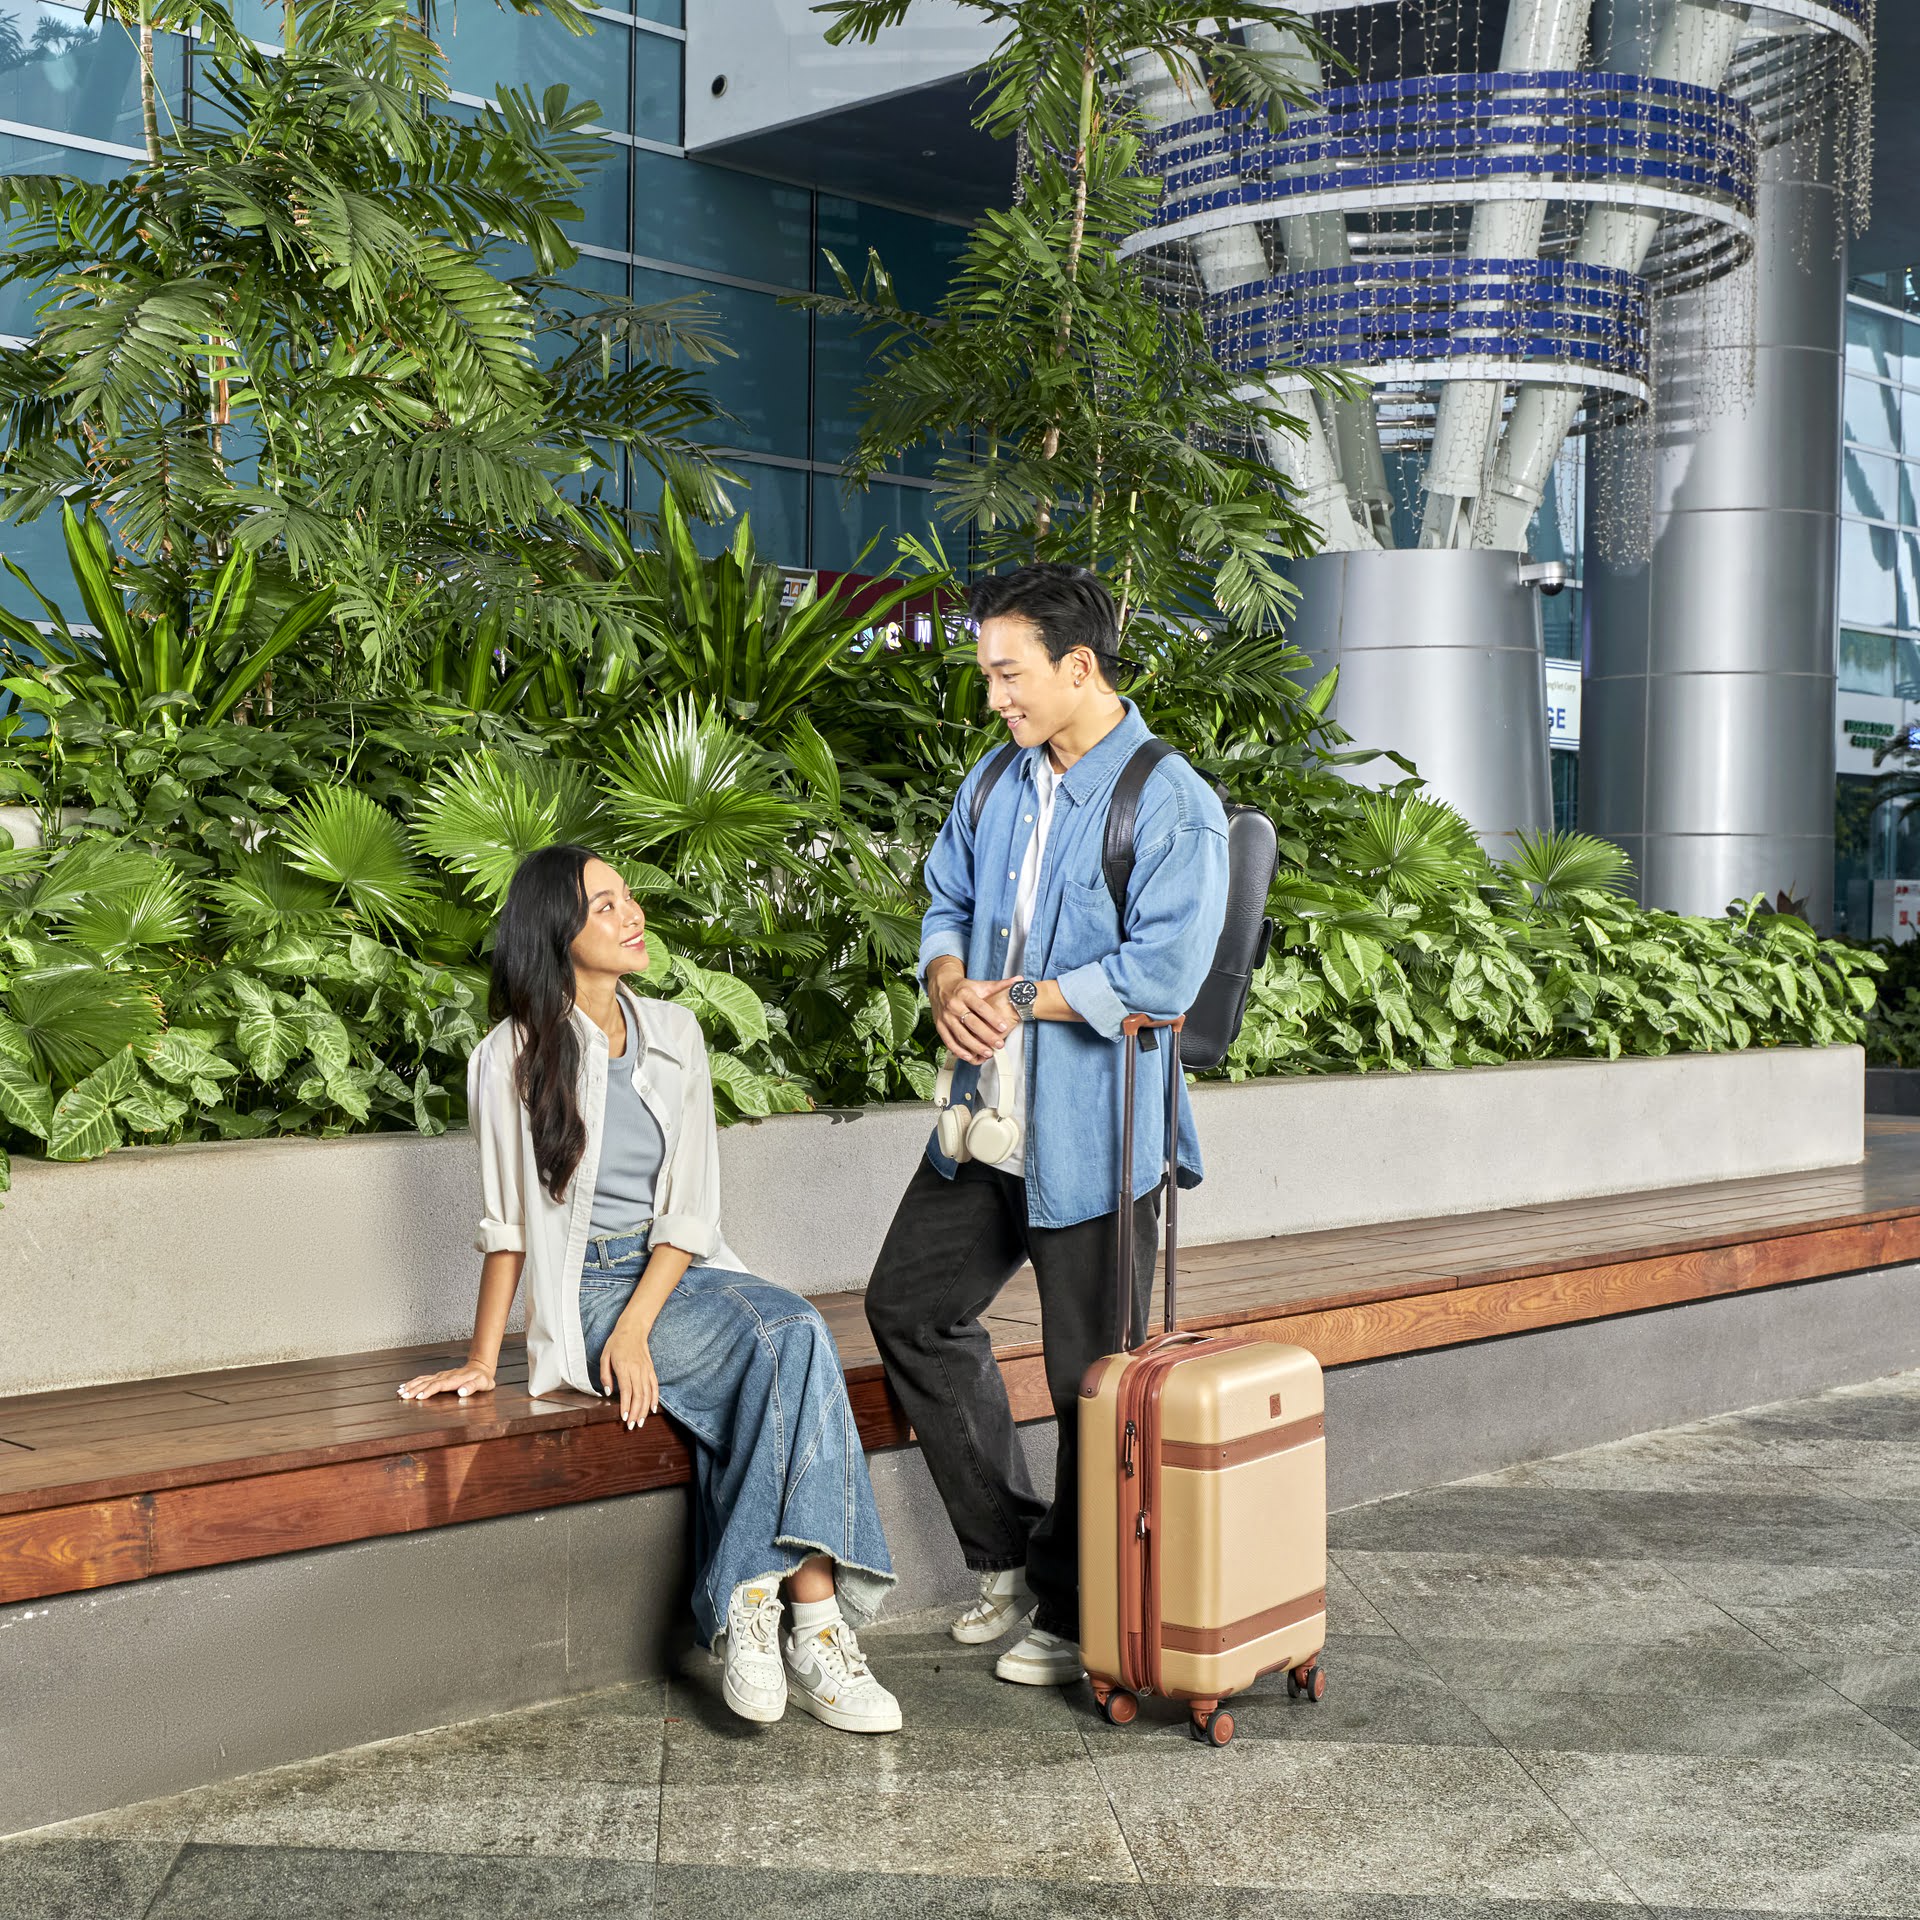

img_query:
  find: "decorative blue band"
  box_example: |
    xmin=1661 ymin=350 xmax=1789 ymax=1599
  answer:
xmin=1208 ymin=258 xmax=1651 ymax=390
xmin=1136 ymin=70 xmax=1756 ymax=238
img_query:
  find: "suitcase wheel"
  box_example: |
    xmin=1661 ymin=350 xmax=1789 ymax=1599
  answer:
xmin=1189 ymin=1705 xmax=1235 ymax=1747
xmin=1099 ymin=1688 xmax=1140 ymax=1727
xmin=1287 ymin=1662 xmax=1327 ymax=1704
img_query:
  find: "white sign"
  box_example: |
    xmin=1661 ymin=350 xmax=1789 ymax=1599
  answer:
xmin=1876 ymin=879 xmax=1920 ymax=945
xmin=1544 ymin=661 xmax=1581 ymax=751
xmin=1838 ymin=697 xmax=1906 ymax=775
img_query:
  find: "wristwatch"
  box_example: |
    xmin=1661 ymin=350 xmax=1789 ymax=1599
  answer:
xmin=1008 ymin=978 xmax=1039 ymax=1021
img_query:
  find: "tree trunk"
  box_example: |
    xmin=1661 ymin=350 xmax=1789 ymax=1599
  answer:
xmin=1034 ymin=27 xmax=1099 ymax=537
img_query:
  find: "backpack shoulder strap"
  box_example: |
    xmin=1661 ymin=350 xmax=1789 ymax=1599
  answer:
xmin=1103 ymin=739 xmax=1178 ymax=917
xmin=968 ymin=741 xmax=1022 ymax=833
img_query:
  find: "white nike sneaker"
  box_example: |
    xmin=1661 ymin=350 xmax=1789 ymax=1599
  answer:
xmin=951 ymin=1567 xmax=1037 ymax=1646
xmin=720 ymin=1578 xmax=788 ymax=1725
xmin=783 ymin=1616 xmax=904 ymax=1734
xmin=994 ymin=1625 xmax=1085 ymax=1687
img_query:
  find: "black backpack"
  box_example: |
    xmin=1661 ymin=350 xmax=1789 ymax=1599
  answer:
xmin=969 ymin=739 xmax=1276 ymax=1070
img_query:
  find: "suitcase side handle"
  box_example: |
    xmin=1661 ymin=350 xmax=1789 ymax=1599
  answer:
xmin=1117 ymin=1013 xmax=1184 ymax=1352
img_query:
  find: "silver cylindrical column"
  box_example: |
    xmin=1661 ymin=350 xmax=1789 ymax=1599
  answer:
xmin=1289 ymin=549 xmax=1554 ymax=846
xmin=1583 ymin=134 xmax=1844 ymax=926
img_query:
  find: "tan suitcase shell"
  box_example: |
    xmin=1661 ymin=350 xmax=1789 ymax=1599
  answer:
xmin=1080 ymin=1335 xmax=1327 ymax=1705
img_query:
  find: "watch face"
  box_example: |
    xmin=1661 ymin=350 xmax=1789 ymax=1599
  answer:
xmin=1009 ymin=978 xmax=1038 ymax=1010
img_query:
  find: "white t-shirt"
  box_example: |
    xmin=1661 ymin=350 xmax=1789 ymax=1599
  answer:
xmin=980 ymin=753 xmax=1060 ymax=1174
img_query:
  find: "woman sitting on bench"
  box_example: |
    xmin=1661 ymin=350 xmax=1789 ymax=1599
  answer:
xmin=400 ymin=844 xmax=901 ymax=1734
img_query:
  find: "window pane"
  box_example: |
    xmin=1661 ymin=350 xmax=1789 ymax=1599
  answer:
xmin=1899 ymin=637 xmax=1920 ymax=700
xmin=630 ymin=149 xmax=811 ymax=287
xmin=1903 ymin=463 xmax=1920 ymax=528
xmin=1845 ymin=448 xmax=1898 ymax=523
xmin=1847 ymin=302 xmax=1902 ymax=381
xmin=634 ymin=266 xmax=807 ymax=457
xmin=442 ymin=5 xmax=628 ymax=132
xmin=1841 ymin=521 xmax=1899 ymax=627
xmin=814 ymin=195 xmax=966 ymax=312
xmin=632 ymin=26 xmax=679 ymax=144
xmin=1846 ymin=375 xmax=1900 ymax=451
xmin=631 ymin=458 xmax=806 ymax=563
xmin=1839 ymin=627 xmax=1895 ymax=696
xmin=1903 ymin=531 xmax=1920 ymax=633
xmin=630 ymin=0 xmax=683 ymax=24
xmin=0 ymin=132 xmax=128 ymax=338
xmin=0 ymin=5 xmax=182 ymax=151
xmin=811 ymin=476 xmax=945 ymax=575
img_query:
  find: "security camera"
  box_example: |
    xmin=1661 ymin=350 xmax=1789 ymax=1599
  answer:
xmin=1518 ymin=560 xmax=1570 ymax=598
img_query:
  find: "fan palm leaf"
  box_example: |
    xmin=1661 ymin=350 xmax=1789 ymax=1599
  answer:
xmin=1498 ymin=830 xmax=1635 ymax=911
xmin=278 ymin=789 xmax=429 ymax=933
xmin=63 ymin=862 xmax=197 ymax=960
xmin=411 ymin=752 xmax=608 ymax=906
xmin=599 ymin=697 xmax=805 ymax=881
xmin=4 ymin=966 xmax=162 ymax=1084
xmin=205 ymin=850 xmax=339 ymax=940
xmin=1334 ymin=793 xmax=1486 ymax=903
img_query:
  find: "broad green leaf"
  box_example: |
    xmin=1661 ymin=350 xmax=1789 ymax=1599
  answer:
xmin=229 ymin=975 xmax=303 ymax=1081
xmin=0 ymin=1053 xmax=53 ymax=1138
xmin=117 ymin=1074 xmax=188 ymax=1135
xmin=413 ymin=1068 xmax=450 ymax=1136
xmin=46 ymin=1046 xmax=141 ymax=1160
xmin=674 ymin=955 xmax=769 ymax=1045
xmin=146 ymin=1028 xmax=240 ymax=1089
xmin=707 ymin=1048 xmax=772 ymax=1118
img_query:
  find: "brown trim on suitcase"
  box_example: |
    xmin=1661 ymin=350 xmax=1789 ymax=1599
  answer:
xmin=1161 ymin=1412 xmax=1325 ymax=1471
xmin=1161 ymin=1588 xmax=1328 ymax=1657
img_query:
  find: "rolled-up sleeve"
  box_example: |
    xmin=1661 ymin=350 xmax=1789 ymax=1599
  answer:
xmin=1056 ymin=819 xmax=1230 ymax=1040
xmin=650 ymin=1017 xmax=725 ymax=1262
xmin=469 ymin=1043 xmax=527 ymax=1254
xmin=917 ymin=762 xmax=985 ymax=982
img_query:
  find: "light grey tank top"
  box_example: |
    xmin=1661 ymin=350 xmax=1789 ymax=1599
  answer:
xmin=590 ymin=997 xmax=667 ymax=1237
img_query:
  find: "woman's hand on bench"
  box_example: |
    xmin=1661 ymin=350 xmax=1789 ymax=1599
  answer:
xmin=398 ymin=1362 xmax=497 ymax=1402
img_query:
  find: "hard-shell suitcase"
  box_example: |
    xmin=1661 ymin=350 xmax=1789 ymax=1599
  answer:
xmin=1078 ymin=1013 xmax=1329 ymax=1747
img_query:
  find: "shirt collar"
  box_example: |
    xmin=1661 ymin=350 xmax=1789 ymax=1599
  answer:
xmin=568 ymin=983 xmax=687 ymax=1066
xmin=1024 ymin=699 xmax=1151 ymax=808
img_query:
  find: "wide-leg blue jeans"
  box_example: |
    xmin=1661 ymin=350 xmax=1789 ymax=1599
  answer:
xmin=578 ymin=1234 xmax=895 ymax=1647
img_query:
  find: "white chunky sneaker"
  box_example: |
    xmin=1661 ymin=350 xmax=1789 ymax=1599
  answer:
xmin=720 ymin=1579 xmax=788 ymax=1725
xmin=994 ymin=1625 xmax=1085 ymax=1687
xmin=784 ymin=1617 xmax=904 ymax=1734
xmin=951 ymin=1567 xmax=1037 ymax=1646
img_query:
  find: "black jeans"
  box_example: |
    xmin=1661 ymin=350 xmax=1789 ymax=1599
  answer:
xmin=865 ymin=1157 xmax=1158 ymax=1641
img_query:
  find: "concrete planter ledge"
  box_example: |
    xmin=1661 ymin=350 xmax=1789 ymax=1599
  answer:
xmin=0 ymin=1046 xmax=1864 ymax=1399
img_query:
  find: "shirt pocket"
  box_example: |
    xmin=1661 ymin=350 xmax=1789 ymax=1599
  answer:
xmin=1051 ymin=874 xmax=1122 ymax=974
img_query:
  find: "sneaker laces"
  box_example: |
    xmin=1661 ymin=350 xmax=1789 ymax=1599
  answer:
xmin=961 ymin=1569 xmax=1014 ymax=1622
xmin=731 ymin=1586 xmax=784 ymax=1659
xmin=807 ymin=1618 xmax=873 ymax=1686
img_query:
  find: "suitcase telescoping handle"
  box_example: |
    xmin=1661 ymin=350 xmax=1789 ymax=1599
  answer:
xmin=1115 ymin=1013 xmax=1184 ymax=1353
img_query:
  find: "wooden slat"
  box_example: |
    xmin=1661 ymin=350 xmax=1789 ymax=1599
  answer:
xmin=0 ymin=1498 xmax=151 ymax=1603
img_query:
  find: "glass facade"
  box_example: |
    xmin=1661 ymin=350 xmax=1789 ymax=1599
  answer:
xmin=1836 ymin=284 xmax=1920 ymax=935
xmin=0 ymin=0 xmax=963 ymax=617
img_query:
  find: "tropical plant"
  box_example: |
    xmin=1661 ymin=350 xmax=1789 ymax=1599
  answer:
xmin=0 ymin=0 xmax=735 ymax=675
xmin=806 ymin=0 xmax=1337 ymax=636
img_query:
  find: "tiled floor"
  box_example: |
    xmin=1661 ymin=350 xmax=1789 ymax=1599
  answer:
xmin=7 ymin=1369 xmax=1920 ymax=1919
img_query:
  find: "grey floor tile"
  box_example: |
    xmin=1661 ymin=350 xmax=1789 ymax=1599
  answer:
xmin=1735 ymin=1387 xmax=1920 ymax=1445
xmin=1463 ymin=1680 xmax=1913 ymax=1762
xmin=665 ymin=1721 xmax=1097 ymax=1790
xmin=1467 ymin=1426 xmax=1829 ymax=1497
xmin=653 ymin=1862 xmax=1156 ymax=1918
xmin=1329 ymin=1490 xmax=1646 ymax=1561
xmin=1410 ymin=1637 xmax=1815 ymax=1700
xmin=1081 ymin=1637 xmax=1494 ymax=1751
xmin=1092 ymin=1740 xmax=1638 ymax=1902
xmin=658 ymin=1779 xmax=1140 ymax=1883
xmin=1795 ymin=1649 xmax=1920 ymax=1712
xmin=1671 ymin=1559 xmax=1920 ymax=1654
xmin=0 ymin=1838 xmax=181 ymax=1920
xmin=1149 ymin=1899 xmax=1649 ymax=1920
xmin=1336 ymin=1551 xmax=1761 ymax=1649
xmin=1326 ymin=1562 xmax=1396 ymax=1635
xmin=1518 ymin=1748 xmax=1920 ymax=1915
xmin=143 ymin=1843 xmax=655 ymax=1918
xmin=1332 ymin=1487 xmax=1920 ymax=1570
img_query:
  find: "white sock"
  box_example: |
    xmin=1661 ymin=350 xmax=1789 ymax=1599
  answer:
xmin=790 ymin=1593 xmax=841 ymax=1637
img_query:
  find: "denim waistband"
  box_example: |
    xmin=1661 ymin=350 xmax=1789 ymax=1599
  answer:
xmin=584 ymin=1227 xmax=652 ymax=1268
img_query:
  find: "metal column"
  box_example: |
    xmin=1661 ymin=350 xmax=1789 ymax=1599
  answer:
xmin=1583 ymin=134 xmax=1845 ymax=926
xmin=1289 ymin=548 xmax=1555 ymax=847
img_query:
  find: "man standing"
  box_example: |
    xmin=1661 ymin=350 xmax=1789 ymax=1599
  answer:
xmin=866 ymin=563 xmax=1230 ymax=1686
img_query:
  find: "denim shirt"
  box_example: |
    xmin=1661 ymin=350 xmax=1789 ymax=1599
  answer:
xmin=917 ymin=702 xmax=1231 ymax=1229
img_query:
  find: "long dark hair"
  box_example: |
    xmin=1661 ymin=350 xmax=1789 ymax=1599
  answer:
xmin=491 ymin=843 xmax=597 ymax=1203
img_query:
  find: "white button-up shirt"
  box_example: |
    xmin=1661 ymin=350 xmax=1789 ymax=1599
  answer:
xmin=468 ymin=985 xmax=746 ymax=1399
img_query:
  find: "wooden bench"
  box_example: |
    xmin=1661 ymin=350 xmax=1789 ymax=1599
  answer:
xmin=6 ymin=1120 xmax=1920 ymax=1609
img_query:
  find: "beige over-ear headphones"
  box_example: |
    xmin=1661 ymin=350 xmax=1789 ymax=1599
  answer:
xmin=933 ymin=1052 xmax=1023 ymax=1166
